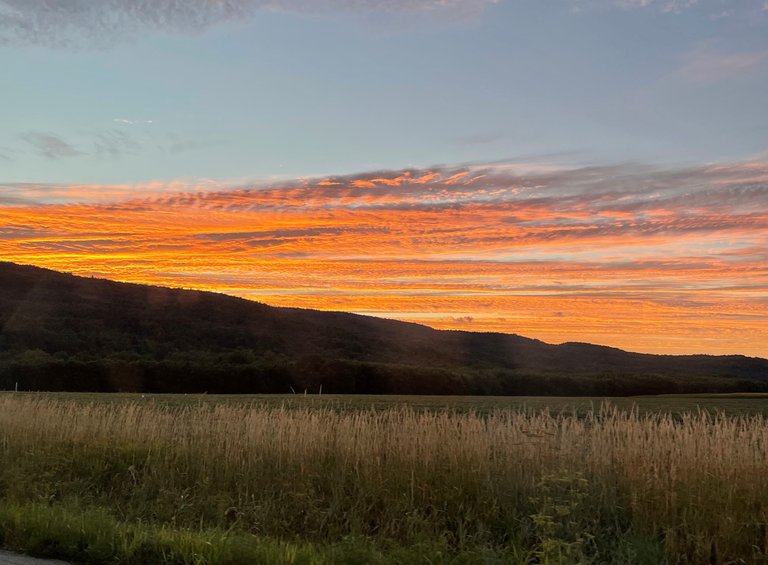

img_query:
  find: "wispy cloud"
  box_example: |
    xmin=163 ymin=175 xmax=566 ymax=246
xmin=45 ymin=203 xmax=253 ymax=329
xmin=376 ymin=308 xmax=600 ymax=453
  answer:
xmin=18 ymin=131 xmax=83 ymax=159
xmin=0 ymin=0 xmax=499 ymax=47
xmin=612 ymin=0 xmax=698 ymax=13
xmin=17 ymin=129 xmax=139 ymax=161
xmin=13 ymin=126 xmax=200 ymax=162
xmin=161 ymin=133 xmax=221 ymax=155
xmin=0 ymin=179 xmax=227 ymax=206
xmin=1 ymin=158 xmax=766 ymax=355
xmin=113 ymin=118 xmax=154 ymax=125
xmin=93 ymin=129 xmax=141 ymax=159
xmin=575 ymin=0 xmax=766 ymax=17
xmin=1 ymin=0 xmax=764 ymax=49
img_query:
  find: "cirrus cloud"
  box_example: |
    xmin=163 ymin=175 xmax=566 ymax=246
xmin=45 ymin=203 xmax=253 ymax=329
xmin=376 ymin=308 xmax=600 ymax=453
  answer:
xmin=18 ymin=131 xmax=83 ymax=159
xmin=0 ymin=0 xmax=499 ymax=48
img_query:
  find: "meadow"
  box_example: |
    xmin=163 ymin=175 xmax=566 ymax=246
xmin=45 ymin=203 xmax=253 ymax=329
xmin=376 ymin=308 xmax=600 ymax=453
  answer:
xmin=1 ymin=393 xmax=768 ymax=564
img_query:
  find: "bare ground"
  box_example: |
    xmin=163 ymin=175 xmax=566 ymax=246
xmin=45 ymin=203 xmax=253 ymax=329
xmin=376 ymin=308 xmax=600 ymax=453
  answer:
xmin=0 ymin=552 xmax=69 ymax=565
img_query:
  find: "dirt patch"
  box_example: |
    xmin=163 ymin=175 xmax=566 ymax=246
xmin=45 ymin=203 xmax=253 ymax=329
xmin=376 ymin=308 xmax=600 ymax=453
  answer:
xmin=0 ymin=551 xmax=69 ymax=565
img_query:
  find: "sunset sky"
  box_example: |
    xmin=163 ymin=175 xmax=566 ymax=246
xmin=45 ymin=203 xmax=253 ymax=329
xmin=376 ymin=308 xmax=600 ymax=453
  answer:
xmin=1 ymin=0 xmax=767 ymax=356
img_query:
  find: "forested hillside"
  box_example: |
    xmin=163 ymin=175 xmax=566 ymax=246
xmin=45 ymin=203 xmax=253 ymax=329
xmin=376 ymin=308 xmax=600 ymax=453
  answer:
xmin=1 ymin=262 xmax=766 ymax=395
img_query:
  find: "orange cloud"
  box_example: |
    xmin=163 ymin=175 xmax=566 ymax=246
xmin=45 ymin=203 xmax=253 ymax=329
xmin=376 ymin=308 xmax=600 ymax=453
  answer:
xmin=1 ymin=161 xmax=766 ymax=357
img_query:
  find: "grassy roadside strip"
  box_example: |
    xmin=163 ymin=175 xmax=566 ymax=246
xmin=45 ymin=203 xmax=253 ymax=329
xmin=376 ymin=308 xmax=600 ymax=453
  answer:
xmin=0 ymin=501 xmax=543 ymax=565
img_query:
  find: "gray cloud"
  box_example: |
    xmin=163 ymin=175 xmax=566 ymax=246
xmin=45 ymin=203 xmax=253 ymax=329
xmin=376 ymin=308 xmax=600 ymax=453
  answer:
xmin=0 ymin=0 xmax=498 ymax=47
xmin=19 ymin=131 xmax=84 ymax=159
xmin=613 ymin=0 xmax=698 ymax=13
xmin=14 ymin=126 xmax=186 ymax=162
xmin=0 ymin=195 xmax=34 ymax=206
xmin=194 ymin=226 xmax=389 ymax=244
xmin=573 ymin=0 xmax=767 ymax=17
xmin=93 ymin=128 xmax=141 ymax=159
xmin=0 ymin=225 xmax=55 ymax=240
xmin=6 ymin=159 xmax=768 ymax=236
xmin=139 ymin=159 xmax=768 ymax=246
xmin=1 ymin=0 xmax=764 ymax=49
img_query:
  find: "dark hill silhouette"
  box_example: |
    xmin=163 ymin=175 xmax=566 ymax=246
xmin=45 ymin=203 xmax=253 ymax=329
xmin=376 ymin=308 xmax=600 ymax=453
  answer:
xmin=1 ymin=261 xmax=766 ymax=395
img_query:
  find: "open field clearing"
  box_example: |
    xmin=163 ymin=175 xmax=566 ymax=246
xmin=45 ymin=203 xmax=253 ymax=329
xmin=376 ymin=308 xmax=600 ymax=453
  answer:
xmin=7 ymin=391 xmax=768 ymax=417
xmin=2 ymin=394 xmax=768 ymax=563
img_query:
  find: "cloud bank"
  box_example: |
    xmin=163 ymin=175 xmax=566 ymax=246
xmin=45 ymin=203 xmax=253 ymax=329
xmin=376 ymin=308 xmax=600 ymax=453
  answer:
xmin=1 ymin=157 xmax=766 ymax=356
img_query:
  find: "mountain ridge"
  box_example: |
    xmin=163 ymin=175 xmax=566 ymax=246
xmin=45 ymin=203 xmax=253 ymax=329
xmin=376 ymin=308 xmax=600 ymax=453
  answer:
xmin=1 ymin=261 xmax=766 ymax=395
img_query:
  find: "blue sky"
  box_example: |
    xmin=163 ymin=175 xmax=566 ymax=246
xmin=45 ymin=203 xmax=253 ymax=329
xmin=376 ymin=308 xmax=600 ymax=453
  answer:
xmin=1 ymin=0 xmax=766 ymax=185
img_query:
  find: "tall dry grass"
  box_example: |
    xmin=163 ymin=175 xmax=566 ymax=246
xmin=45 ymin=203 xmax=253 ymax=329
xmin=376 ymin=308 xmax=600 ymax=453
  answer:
xmin=1 ymin=394 xmax=767 ymax=563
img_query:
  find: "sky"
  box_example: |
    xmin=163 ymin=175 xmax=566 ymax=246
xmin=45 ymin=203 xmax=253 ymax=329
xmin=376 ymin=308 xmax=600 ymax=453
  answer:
xmin=1 ymin=0 xmax=767 ymax=356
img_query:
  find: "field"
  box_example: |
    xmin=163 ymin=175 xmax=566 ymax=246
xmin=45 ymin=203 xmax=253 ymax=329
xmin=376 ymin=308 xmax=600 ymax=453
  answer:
xmin=2 ymin=393 xmax=768 ymax=564
xmin=15 ymin=391 xmax=768 ymax=416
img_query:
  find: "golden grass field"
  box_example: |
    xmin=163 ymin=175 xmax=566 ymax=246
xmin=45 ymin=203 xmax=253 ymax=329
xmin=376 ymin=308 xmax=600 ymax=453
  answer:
xmin=1 ymin=393 xmax=768 ymax=563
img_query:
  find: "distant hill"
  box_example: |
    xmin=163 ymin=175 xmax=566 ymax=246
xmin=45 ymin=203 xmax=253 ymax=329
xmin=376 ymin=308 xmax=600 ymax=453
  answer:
xmin=1 ymin=261 xmax=766 ymax=395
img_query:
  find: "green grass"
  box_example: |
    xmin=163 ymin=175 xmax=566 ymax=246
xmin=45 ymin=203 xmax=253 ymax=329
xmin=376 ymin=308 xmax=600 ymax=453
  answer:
xmin=0 ymin=500 xmax=665 ymax=564
xmin=2 ymin=393 xmax=768 ymax=563
xmin=0 ymin=501 xmax=544 ymax=565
